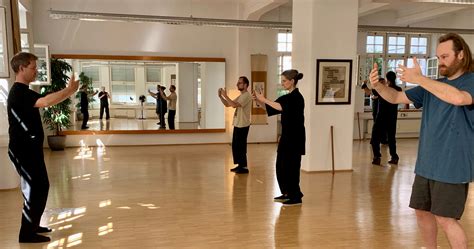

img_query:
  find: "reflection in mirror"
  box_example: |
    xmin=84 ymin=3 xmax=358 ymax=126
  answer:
xmin=57 ymin=55 xmax=225 ymax=132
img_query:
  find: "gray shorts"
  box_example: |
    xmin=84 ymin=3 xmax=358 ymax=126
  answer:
xmin=409 ymin=175 xmax=469 ymax=219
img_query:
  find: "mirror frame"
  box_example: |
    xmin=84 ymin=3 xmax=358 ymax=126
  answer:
xmin=52 ymin=54 xmax=226 ymax=135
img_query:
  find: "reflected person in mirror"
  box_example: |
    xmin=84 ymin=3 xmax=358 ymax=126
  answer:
xmin=98 ymin=86 xmax=111 ymax=120
xmin=218 ymin=76 xmax=252 ymax=174
xmin=149 ymin=85 xmax=167 ymax=129
xmin=79 ymin=84 xmax=98 ymax=129
xmin=253 ymin=69 xmax=305 ymax=206
xmin=159 ymin=85 xmax=177 ymax=130
xmin=7 ymin=52 xmax=79 ymax=243
xmin=369 ymin=33 xmax=474 ymax=249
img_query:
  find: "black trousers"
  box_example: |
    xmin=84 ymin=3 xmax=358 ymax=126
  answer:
xmin=8 ymin=147 xmax=49 ymax=235
xmin=168 ymin=110 xmax=176 ymax=130
xmin=100 ymin=104 xmax=110 ymax=119
xmin=157 ymin=111 xmax=166 ymax=128
xmin=371 ymin=119 xmax=398 ymax=159
xmin=276 ymin=152 xmax=303 ymax=200
xmin=232 ymin=126 xmax=250 ymax=167
xmin=81 ymin=109 xmax=89 ymax=128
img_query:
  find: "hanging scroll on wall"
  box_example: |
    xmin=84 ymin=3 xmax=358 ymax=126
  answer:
xmin=251 ymin=54 xmax=267 ymax=125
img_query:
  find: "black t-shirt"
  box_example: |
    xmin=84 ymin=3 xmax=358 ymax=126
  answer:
xmin=266 ymin=88 xmax=306 ymax=155
xmin=7 ymin=83 xmax=43 ymax=149
xmin=98 ymin=91 xmax=109 ymax=106
xmin=376 ymin=85 xmax=402 ymax=121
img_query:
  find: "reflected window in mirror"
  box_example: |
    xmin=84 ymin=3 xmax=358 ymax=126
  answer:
xmin=54 ymin=55 xmax=226 ymax=132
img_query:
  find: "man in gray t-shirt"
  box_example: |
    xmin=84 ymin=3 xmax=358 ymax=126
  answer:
xmin=218 ymin=76 xmax=252 ymax=174
xmin=369 ymin=33 xmax=474 ymax=249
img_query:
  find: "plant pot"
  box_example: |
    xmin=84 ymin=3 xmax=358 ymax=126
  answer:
xmin=47 ymin=135 xmax=66 ymax=151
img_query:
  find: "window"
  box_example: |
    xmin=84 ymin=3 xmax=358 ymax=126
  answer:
xmin=277 ymin=32 xmax=292 ymax=52
xmin=363 ymin=33 xmax=432 ymax=109
xmin=366 ymin=35 xmax=384 ymax=54
xmin=426 ymin=57 xmax=438 ymax=79
xmin=21 ymin=33 xmax=29 ymax=52
xmin=81 ymin=65 xmax=101 ymax=88
xmin=387 ymin=35 xmax=406 ymax=54
xmin=111 ymin=65 xmax=135 ymax=82
xmin=277 ymin=55 xmax=292 ymax=96
xmin=386 ymin=59 xmax=404 ymax=85
xmin=146 ymin=66 xmax=162 ymax=83
xmin=410 ymin=36 xmax=428 ymax=55
xmin=111 ymin=65 xmax=135 ymax=104
xmin=406 ymin=58 xmax=427 ymax=88
xmin=111 ymin=84 xmax=136 ymax=104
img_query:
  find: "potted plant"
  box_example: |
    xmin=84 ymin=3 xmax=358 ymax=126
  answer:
xmin=40 ymin=58 xmax=73 ymax=150
xmin=75 ymin=72 xmax=95 ymax=120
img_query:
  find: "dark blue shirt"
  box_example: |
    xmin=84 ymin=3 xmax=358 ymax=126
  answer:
xmin=405 ymin=72 xmax=474 ymax=184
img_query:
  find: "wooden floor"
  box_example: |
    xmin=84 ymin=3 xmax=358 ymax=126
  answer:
xmin=0 ymin=139 xmax=473 ymax=248
xmin=67 ymin=118 xmax=202 ymax=131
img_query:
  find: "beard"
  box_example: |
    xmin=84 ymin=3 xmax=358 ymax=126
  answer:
xmin=439 ymin=58 xmax=463 ymax=77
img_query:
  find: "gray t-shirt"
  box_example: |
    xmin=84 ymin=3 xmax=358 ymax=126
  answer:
xmin=405 ymin=72 xmax=474 ymax=184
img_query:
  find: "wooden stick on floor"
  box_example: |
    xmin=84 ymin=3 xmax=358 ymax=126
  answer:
xmin=357 ymin=112 xmax=361 ymax=140
xmin=331 ymin=125 xmax=335 ymax=174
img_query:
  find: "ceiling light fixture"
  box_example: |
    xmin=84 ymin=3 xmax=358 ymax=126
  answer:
xmin=49 ymin=10 xmax=292 ymax=30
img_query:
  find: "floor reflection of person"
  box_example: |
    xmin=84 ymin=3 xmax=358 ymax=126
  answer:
xmin=253 ymin=69 xmax=305 ymax=206
xmin=274 ymin=205 xmax=302 ymax=247
xmin=7 ymin=52 xmax=79 ymax=243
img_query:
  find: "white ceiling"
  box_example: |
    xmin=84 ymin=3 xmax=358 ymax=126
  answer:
xmin=247 ymin=0 xmax=473 ymax=27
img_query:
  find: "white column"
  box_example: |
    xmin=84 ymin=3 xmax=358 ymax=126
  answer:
xmin=293 ymin=0 xmax=358 ymax=171
xmin=177 ymin=63 xmax=198 ymax=123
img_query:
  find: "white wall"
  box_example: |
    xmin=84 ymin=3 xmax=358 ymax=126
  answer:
xmin=31 ymin=0 xmax=278 ymax=145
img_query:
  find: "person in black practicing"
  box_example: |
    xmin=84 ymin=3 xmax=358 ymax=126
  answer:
xmin=7 ymin=52 xmax=79 ymax=243
xmin=79 ymin=85 xmax=98 ymax=129
xmin=149 ymin=85 xmax=167 ymax=129
xmin=370 ymin=71 xmax=402 ymax=165
xmin=253 ymin=69 xmax=305 ymax=206
xmin=98 ymin=86 xmax=111 ymax=120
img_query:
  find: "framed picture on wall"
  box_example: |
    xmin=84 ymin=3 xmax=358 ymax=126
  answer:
xmin=0 ymin=7 xmax=9 ymax=78
xmin=315 ymin=59 xmax=352 ymax=105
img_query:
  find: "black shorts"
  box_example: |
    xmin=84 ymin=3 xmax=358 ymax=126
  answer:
xmin=409 ymin=175 xmax=469 ymax=219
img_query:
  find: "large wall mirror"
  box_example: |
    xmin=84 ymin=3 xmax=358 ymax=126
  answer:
xmin=53 ymin=54 xmax=226 ymax=134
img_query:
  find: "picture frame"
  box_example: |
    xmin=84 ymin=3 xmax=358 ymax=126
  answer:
xmin=0 ymin=7 xmax=9 ymax=78
xmin=315 ymin=59 xmax=352 ymax=105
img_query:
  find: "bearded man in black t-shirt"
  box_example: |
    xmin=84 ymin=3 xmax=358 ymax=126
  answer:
xmin=7 ymin=52 xmax=79 ymax=243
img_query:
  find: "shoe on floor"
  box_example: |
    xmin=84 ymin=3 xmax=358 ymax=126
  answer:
xmin=230 ymin=166 xmax=241 ymax=172
xmin=234 ymin=167 xmax=249 ymax=174
xmin=81 ymin=126 xmax=89 ymax=130
xmin=282 ymin=199 xmax=302 ymax=206
xmin=36 ymin=226 xmax=52 ymax=233
xmin=19 ymin=233 xmax=51 ymax=243
xmin=372 ymin=157 xmax=381 ymax=165
xmin=388 ymin=158 xmax=399 ymax=164
xmin=274 ymin=195 xmax=289 ymax=202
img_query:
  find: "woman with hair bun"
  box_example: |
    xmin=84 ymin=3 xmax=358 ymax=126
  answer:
xmin=253 ymin=69 xmax=306 ymax=205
